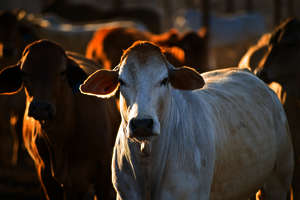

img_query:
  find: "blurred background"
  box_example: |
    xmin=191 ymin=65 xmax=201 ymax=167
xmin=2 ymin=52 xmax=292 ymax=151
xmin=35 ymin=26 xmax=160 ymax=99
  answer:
xmin=0 ymin=0 xmax=299 ymax=199
xmin=2 ymin=0 xmax=299 ymax=68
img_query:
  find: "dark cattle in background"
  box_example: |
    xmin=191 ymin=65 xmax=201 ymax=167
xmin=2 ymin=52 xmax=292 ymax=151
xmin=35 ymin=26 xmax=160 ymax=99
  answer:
xmin=42 ymin=0 xmax=161 ymax=33
xmin=0 ymin=40 xmax=120 ymax=200
xmin=0 ymin=10 xmax=146 ymax=57
xmin=85 ymin=26 xmax=208 ymax=73
xmin=174 ymin=9 xmax=267 ymax=68
xmin=255 ymin=17 xmax=300 ymax=200
xmin=238 ymin=33 xmax=271 ymax=71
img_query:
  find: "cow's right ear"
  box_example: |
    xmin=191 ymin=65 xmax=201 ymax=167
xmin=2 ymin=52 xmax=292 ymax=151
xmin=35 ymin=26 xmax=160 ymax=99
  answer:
xmin=80 ymin=69 xmax=119 ymax=98
xmin=168 ymin=65 xmax=205 ymax=90
xmin=0 ymin=63 xmax=23 ymax=95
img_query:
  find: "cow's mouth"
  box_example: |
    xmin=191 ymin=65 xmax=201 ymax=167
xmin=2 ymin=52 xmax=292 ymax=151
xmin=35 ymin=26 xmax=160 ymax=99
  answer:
xmin=129 ymin=129 xmax=157 ymax=157
xmin=129 ymin=129 xmax=157 ymax=143
xmin=139 ymin=140 xmax=152 ymax=157
xmin=132 ymin=135 xmax=156 ymax=142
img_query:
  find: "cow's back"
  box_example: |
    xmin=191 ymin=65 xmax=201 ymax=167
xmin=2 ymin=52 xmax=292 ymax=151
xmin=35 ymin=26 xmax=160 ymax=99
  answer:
xmin=197 ymin=68 xmax=293 ymax=199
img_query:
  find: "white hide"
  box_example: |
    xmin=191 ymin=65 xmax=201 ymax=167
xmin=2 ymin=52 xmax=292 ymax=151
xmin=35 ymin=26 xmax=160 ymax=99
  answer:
xmin=112 ymin=63 xmax=294 ymax=200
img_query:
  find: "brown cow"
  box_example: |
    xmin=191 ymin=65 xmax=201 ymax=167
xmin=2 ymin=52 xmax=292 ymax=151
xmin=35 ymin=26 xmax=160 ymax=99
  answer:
xmin=255 ymin=17 xmax=300 ymax=200
xmin=0 ymin=39 xmax=120 ymax=200
xmin=85 ymin=26 xmax=208 ymax=73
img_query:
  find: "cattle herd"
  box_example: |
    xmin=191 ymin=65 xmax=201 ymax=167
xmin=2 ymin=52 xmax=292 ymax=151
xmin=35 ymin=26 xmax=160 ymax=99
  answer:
xmin=0 ymin=6 xmax=299 ymax=200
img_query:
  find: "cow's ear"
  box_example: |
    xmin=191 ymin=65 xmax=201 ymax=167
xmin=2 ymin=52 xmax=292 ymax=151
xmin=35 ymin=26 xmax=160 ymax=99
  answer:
xmin=0 ymin=63 xmax=23 ymax=95
xmin=168 ymin=66 xmax=205 ymax=90
xmin=66 ymin=57 xmax=88 ymax=93
xmin=80 ymin=69 xmax=119 ymax=98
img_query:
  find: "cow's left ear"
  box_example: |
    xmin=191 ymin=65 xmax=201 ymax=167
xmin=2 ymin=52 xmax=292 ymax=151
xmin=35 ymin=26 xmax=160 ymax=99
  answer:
xmin=168 ymin=66 xmax=205 ymax=90
xmin=80 ymin=69 xmax=119 ymax=98
xmin=0 ymin=63 xmax=23 ymax=95
xmin=66 ymin=57 xmax=88 ymax=93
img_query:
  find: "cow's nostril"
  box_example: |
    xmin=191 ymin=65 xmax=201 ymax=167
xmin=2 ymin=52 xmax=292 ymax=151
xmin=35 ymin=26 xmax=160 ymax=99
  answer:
xmin=144 ymin=119 xmax=153 ymax=130
xmin=130 ymin=118 xmax=153 ymax=131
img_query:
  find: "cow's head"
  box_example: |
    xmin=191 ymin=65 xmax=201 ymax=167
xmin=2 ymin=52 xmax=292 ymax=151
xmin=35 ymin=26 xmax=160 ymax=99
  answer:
xmin=0 ymin=39 xmax=87 ymax=127
xmin=256 ymin=18 xmax=300 ymax=90
xmin=80 ymin=41 xmax=204 ymax=144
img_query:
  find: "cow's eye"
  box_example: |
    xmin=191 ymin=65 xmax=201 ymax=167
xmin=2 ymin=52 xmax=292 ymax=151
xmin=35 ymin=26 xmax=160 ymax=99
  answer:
xmin=160 ymin=77 xmax=169 ymax=86
xmin=119 ymin=78 xmax=126 ymax=86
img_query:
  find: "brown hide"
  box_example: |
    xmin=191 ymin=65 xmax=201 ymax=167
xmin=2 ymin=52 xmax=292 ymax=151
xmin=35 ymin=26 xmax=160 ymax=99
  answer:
xmin=85 ymin=26 xmax=208 ymax=73
xmin=0 ymin=40 xmax=120 ymax=200
xmin=255 ymin=18 xmax=300 ymax=200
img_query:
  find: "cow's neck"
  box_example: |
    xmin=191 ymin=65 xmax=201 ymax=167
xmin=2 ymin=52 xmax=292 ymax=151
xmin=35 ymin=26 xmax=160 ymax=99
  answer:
xmin=48 ymin=90 xmax=75 ymax=144
xmin=131 ymin=90 xmax=186 ymax=197
xmin=44 ymin=88 xmax=76 ymax=175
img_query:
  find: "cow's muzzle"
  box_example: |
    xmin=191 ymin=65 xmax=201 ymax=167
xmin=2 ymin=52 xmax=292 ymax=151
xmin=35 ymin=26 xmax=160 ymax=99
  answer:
xmin=28 ymin=99 xmax=56 ymax=121
xmin=128 ymin=118 xmax=157 ymax=140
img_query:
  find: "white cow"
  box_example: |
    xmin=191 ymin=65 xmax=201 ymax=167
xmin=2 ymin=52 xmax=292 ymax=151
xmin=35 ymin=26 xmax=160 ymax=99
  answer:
xmin=80 ymin=41 xmax=294 ymax=200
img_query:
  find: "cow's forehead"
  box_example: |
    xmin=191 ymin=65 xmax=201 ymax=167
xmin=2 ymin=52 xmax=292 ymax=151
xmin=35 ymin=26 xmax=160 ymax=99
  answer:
xmin=119 ymin=42 xmax=168 ymax=81
xmin=21 ymin=41 xmax=66 ymax=74
xmin=120 ymin=51 xmax=167 ymax=83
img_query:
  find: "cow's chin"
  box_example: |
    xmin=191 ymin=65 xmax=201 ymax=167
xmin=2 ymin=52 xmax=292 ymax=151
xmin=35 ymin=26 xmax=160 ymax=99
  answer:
xmin=128 ymin=130 xmax=157 ymax=143
xmin=127 ymin=129 xmax=158 ymax=157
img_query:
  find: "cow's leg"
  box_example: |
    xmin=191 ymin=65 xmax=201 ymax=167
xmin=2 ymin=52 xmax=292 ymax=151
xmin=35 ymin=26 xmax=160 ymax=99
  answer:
xmin=292 ymin=138 xmax=300 ymax=200
xmin=260 ymin=175 xmax=289 ymax=200
xmin=261 ymin=150 xmax=294 ymax=200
